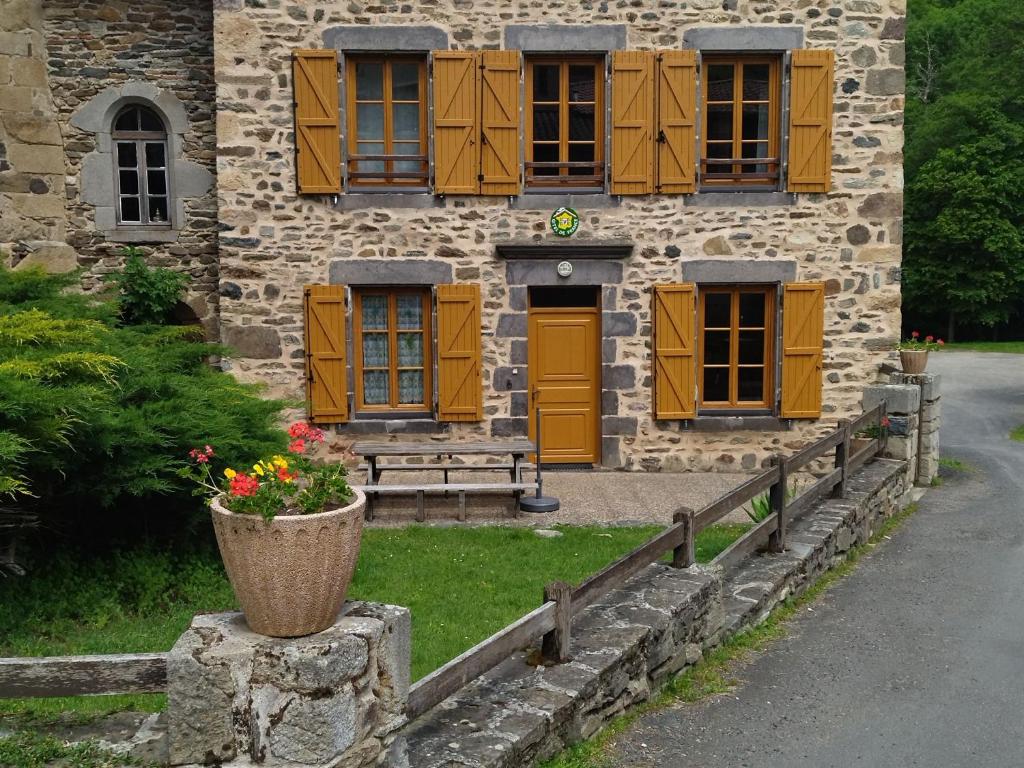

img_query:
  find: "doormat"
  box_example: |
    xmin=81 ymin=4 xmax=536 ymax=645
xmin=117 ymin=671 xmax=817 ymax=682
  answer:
xmin=540 ymin=463 xmax=593 ymax=472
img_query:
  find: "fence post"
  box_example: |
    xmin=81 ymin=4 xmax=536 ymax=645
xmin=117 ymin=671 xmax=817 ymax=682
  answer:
xmin=671 ymin=508 xmax=695 ymax=568
xmin=541 ymin=581 xmax=572 ymax=663
xmin=833 ymin=419 xmax=851 ymax=498
xmin=877 ymin=399 xmax=888 ymax=457
xmin=768 ymin=454 xmax=788 ymax=554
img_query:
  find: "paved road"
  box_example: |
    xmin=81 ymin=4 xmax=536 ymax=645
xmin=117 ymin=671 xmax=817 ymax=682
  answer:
xmin=609 ymin=352 xmax=1024 ymax=768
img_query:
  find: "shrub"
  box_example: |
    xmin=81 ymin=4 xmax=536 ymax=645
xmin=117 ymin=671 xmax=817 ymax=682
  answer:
xmin=106 ymin=247 xmax=189 ymax=325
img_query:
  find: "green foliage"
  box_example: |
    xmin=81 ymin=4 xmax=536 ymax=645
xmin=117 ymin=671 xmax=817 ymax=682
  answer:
xmin=1010 ymin=425 xmax=1024 ymax=443
xmin=743 ymin=481 xmax=799 ymax=524
xmin=0 ymin=265 xmax=285 ymax=538
xmin=107 ymin=248 xmax=189 ymax=325
xmin=905 ymin=0 xmax=1024 ymax=334
xmin=0 ymin=731 xmax=136 ymax=768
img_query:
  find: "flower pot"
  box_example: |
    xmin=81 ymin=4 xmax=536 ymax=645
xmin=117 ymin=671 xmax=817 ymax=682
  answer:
xmin=899 ymin=349 xmax=929 ymax=374
xmin=210 ymin=488 xmax=365 ymax=637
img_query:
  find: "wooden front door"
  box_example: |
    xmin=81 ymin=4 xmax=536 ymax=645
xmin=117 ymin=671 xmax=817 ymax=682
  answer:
xmin=527 ymin=307 xmax=601 ymax=464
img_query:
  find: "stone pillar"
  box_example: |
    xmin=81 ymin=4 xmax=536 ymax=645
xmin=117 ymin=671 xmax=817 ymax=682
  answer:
xmin=863 ymin=383 xmax=920 ymax=486
xmin=167 ymin=603 xmax=410 ymax=768
xmin=890 ymin=372 xmax=942 ymax=486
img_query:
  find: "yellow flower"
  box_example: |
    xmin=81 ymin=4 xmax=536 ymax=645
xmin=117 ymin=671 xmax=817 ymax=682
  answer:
xmin=224 ymin=468 xmax=237 ymax=479
xmin=272 ymin=455 xmax=288 ymax=470
xmin=253 ymin=463 xmax=265 ymax=477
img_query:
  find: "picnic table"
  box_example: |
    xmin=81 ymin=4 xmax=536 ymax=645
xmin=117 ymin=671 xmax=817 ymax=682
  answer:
xmin=351 ymin=440 xmax=537 ymax=521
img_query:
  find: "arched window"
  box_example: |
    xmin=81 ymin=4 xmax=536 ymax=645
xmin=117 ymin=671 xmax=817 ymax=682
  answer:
xmin=112 ymin=105 xmax=171 ymax=226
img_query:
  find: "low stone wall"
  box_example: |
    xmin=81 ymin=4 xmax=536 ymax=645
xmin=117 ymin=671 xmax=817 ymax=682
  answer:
xmin=397 ymin=458 xmax=908 ymax=768
xmin=864 ymin=371 xmax=941 ymax=487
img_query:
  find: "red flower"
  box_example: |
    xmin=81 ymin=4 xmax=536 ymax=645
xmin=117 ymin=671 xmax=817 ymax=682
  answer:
xmin=911 ymin=331 xmax=920 ymax=338
xmin=881 ymin=417 xmax=891 ymax=428
xmin=937 ymin=339 xmax=945 ymax=346
xmin=229 ymin=473 xmax=259 ymax=497
xmin=288 ymin=438 xmax=306 ymax=454
xmin=189 ymin=448 xmax=210 ymax=464
xmin=204 ymin=445 xmax=214 ymax=456
xmin=925 ymin=335 xmax=934 ymax=342
xmin=276 ymin=467 xmax=296 ymax=483
xmin=288 ymin=422 xmax=309 ymax=439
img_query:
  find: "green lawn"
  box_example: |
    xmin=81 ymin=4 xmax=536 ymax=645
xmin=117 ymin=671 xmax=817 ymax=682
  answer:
xmin=1011 ymin=425 xmax=1024 ymax=443
xmin=939 ymin=341 xmax=1024 ymax=353
xmin=0 ymin=523 xmax=748 ymax=720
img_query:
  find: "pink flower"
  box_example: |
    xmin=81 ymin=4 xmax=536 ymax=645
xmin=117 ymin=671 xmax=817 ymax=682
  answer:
xmin=911 ymin=331 xmax=920 ymax=339
xmin=204 ymin=445 xmax=214 ymax=456
xmin=881 ymin=417 xmax=891 ymax=428
xmin=189 ymin=448 xmax=210 ymax=464
xmin=288 ymin=438 xmax=306 ymax=454
xmin=937 ymin=339 xmax=945 ymax=346
xmin=925 ymin=335 xmax=934 ymax=342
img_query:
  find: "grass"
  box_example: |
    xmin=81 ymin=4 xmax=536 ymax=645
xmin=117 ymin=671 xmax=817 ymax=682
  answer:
xmin=939 ymin=341 xmax=1024 ymax=354
xmin=939 ymin=457 xmax=971 ymax=471
xmin=541 ymin=503 xmax=921 ymax=768
xmin=0 ymin=731 xmax=138 ymax=768
xmin=0 ymin=523 xmax=749 ymax=721
xmin=1010 ymin=425 xmax=1024 ymax=443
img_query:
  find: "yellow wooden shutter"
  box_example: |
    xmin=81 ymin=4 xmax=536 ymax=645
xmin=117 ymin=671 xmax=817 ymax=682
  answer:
xmin=656 ymin=50 xmax=697 ymax=194
xmin=781 ymin=282 xmax=825 ymax=418
xmin=304 ymin=285 xmax=348 ymax=423
xmin=653 ymin=284 xmax=696 ymax=419
xmin=292 ymin=50 xmax=341 ymax=194
xmin=433 ymin=51 xmax=479 ymax=195
xmin=479 ymin=50 xmax=521 ymax=195
xmin=611 ymin=50 xmax=655 ymax=195
xmin=787 ymin=49 xmax=834 ymax=193
xmin=437 ymin=284 xmax=483 ymax=421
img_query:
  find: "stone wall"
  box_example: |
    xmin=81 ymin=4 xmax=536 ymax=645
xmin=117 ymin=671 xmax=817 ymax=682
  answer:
xmin=872 ymin=370 xmax=941 ymax=486
xmin=213 ymin=0 xmax=906 ymax=471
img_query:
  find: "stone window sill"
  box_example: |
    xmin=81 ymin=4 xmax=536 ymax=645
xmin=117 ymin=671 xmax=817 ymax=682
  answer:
xmin=511 ymin=193 xmax=619 ymax=210
xmin=685 ymin=192 xmax=795 ymax=208
xmin=335 ymin=418 xmax=448 ymax=436
xmin=680 ymin=416 xmax=791 ymax=432
xmin=103 ymin=228 xmax=179 ymax=244
xmin=334 ymin=192 xmax=442 ymax=210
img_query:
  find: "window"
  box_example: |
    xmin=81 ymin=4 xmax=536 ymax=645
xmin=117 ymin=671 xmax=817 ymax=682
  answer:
xmin=345 ymin=57 xmax=428 ymax=187
xmin=112 ymin=105 xmax=170 ymax=225
xmin=701 ymin=57 xmax=781 ymax=188
xmin=698 ymin=287 xmax=774 ymax=409
xmin=353 ymin=289 xmax=432 ymax=411
xmin=526 ymin=58 xmax=604 ymax=189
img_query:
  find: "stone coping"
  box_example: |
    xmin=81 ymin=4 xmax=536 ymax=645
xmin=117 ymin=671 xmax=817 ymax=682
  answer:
xmin=399 ymin=459 xmax=907 ymax=767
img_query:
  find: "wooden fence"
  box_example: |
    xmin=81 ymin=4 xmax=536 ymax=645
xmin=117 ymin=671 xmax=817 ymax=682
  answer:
xmin=0 ymin=402 xmax=888 ymax=716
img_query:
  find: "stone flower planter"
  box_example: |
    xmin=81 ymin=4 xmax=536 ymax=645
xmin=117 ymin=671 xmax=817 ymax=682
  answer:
xmin=210 ymin=488 xmax=365 ymax=637
xmin=899 ymin=349 xmax=929 ymax=374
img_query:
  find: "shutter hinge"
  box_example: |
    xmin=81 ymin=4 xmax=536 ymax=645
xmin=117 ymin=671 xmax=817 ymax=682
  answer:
xmin=657 ymin=129 xmax=667 ymax=144
xmin=477 ymin=173 xmax=484 ymax=182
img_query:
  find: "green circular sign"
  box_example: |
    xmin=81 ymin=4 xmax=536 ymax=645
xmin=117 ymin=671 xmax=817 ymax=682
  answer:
xmin=550 ymin=207 xmax=580 ymax=238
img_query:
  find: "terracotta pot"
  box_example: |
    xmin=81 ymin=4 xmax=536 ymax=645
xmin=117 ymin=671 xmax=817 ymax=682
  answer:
xmin=210 ymin=489 xmax=365 ymax=637
xmin=899 ymin=349 xmax=929 ymax=374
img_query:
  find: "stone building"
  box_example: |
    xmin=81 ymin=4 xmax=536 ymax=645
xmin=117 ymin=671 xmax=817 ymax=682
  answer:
xmin=2 ymin=0 xmax=906 ymax=472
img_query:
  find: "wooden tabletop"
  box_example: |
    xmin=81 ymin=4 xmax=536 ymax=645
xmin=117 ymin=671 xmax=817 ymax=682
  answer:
xmin=353 ymin=440 xmax=535 ymax=457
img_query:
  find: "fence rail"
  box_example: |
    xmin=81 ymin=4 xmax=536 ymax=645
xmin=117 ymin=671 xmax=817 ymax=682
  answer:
xmin=0 ymin=403 xmax=890 ymax=716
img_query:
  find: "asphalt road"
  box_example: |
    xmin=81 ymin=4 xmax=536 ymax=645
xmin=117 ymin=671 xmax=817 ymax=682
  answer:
xmin=609 ymin=351 xmax=1024 ymax=768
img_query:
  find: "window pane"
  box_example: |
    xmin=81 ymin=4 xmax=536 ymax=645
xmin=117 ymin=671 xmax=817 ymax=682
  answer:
xmin=739 ymin=292 xmax=765 ymax=326
xmin=397 ymin=333 xmax=423 ymax=367
xmin=119 ymin=196 xmax=141 ymax=222
xmin=391 ymin=62 xmax=419 ymax=100
xmin=355 ymin=62 xmax=384 ymax=100
xmin=117 ymin=142 xmax=137 ymax=167
xmin=362 ymin=333 xmax=388 ymax=367
xmin=392 ymin=143 xmax=424 ymax=174
xmin=568 ymin=104 xmax=595 ymax=141
xmin=396 ymin=294 xmax=423 ymax=329
xmin=738 ymin=367 xmax=764 ymax=401
xmin=743 ymin=64 xmax=771 ymax=100
xmin=703 ymin=367 xmax=730 ymax=402
xmin=145 ymin=142 xmax=166 ymax=168
xmin=139 ymin=107 xmax=163 ymax=132
xmin=703 ymin=330 xmax=730 ymax=365
xmin=532 ymin=143 xmax=559 ymax=174
xmin=393 ymin=103 xmax=419 ymax=140
xmin=568 ymin=65 xmax=595 ymax=102
xmin=398 ymin=370 xmax=423 ymax=405
xmin=356 ymin=142 xmax=385 ymax=173
xmin=114 ymin=108 xmax=138 ymax=132
xmin=533 ymin=64 xmax=559 ymax=102
xmin=363 ymin=370 xmax=389 ymax=405
xmin=704 ymin=293 xmax=731 ymax=328
xmin=147 ymin=169 xmax=167 ymax=195
xmin=361 ymin=295 xmax=388 ymax=330
xmin=742 ymin=104 xmax=770 ymax=142
xmin=568 ymin=143 xmax=595 ymax=175
xmin=706 ymin=64 xmax=734 ymax=102
xmin=119 ymin=170 xmax=140 ymax=195
xmin=738 ymin=330 xmax=765 ymax=364
xmin=356 ymin=103 xmax=385 ymax=140
xmin=533 ymin=105 xmax=559 ymax=142
xmin=147 ymin=197 xmax=169 ymax=223
xmin=707 ymin=105 xmax=733 ymax=141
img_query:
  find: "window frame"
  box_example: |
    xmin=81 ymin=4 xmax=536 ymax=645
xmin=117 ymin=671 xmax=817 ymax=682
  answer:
xmin=352 ymin=287 xmax=433 ymax=414
xmin=111 ymin=106 xmax=172 ymax=228
xmin=699 ymin=55 xmax=782 ymax=190
xmin=697 ymin=285 xmax=776 ymax=411
xmin=524 ymin=56 xmax=606 ymax=190
xmin=344 ymin=55 xmax=429 ymax=190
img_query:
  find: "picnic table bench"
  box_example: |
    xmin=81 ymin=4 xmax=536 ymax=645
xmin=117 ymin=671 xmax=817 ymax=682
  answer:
xmin=351 ymin=440 xmax=537 ymax=521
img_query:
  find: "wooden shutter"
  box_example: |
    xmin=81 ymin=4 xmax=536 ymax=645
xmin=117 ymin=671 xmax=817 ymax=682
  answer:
xmin=479 ymin=50 xmax=521 ymax=195
xmin=437 ymin=284 xmax=483 ymax=421
xmin=787 ymin=49 xmax=834 ymax=193
xmin=433 ymin=51 xmax=479 ymax=195
xmin=304 ymin=285 xmax=348 ymax=423
xmin=293 ymin=50 xmax=341 ymax=194
xmin=656 ymin=50 xmax=697 ymax=194
xmin=780 ymin=282 xmax=825 ymax=418
xmin=611 ymin=50 xmax=655 ymax=195
xmin=653 ymin=284 xmax=696 ymax=419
